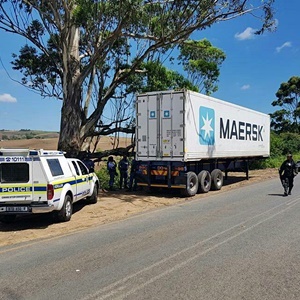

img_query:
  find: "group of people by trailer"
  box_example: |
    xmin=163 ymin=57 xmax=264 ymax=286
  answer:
xmin=106 ymin=155 xmax=138 ymax=191
xmin=80 ymin=151 xmax=138 ymax=192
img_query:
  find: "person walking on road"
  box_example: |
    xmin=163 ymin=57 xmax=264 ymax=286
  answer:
xmin=279 ymin=153 xmax=297 ymax=196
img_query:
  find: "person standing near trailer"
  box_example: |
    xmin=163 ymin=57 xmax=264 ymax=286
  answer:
xmin=118 ymin=155 xmax=129 ymax=189
xmin=107 ymin=156 xmax=118 ymax=191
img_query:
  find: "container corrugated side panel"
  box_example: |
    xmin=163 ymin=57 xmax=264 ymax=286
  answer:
xmin=184 ymin=90 xmax=270 ymax=160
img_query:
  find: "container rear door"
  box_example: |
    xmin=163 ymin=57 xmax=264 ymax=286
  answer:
xmin=136 ymin=91 xmax=184 ymax=160
xmin=136 ymin=93 xmax=158 ymax=158
xmin=160 ymin=92 xmax=184 ymax=158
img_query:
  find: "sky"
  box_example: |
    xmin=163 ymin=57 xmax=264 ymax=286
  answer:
xmin=0 ymin=1 xmax=299 ymax=132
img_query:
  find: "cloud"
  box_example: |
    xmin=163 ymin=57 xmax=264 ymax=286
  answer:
xmin=234 ymin=27 xmax=256 ymax=41
xmin=276 ymin=42 xmax=292 ymax=53
xmin=241 ymin=84 xmax=250 ymax=90
xmin=0 ymin=93 xmax=17 ymax=103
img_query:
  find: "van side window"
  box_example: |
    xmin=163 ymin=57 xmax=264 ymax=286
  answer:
xmin=71 ymin=161 xmax=80 ymax=176
xmin=0 ymin=163 xmax=29 ymax=183
xmin=77 ymin=161 xmax=88 ymax=175
xmin=47 ymin=159 xmax=64 ymax=177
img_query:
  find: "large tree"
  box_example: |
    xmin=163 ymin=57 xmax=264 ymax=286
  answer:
xmin=0 ymin=0 xmax=275 ymax=156
xmin=270 ymin=76 xmax=300 ymax=133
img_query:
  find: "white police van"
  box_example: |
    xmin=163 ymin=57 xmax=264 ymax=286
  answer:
xmin=0 ymin=148 xmax=99 ymax=223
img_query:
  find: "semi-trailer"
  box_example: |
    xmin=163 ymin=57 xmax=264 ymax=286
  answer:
xmin=135 ymin=89 xmax=270 ymax=196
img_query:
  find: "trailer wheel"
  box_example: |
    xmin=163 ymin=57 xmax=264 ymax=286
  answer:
xmin=198 ymin=170 xmax=211 ymax=193
xmin=181 ymin=171 xmax=198 ymax=197
xmin=211 ymin=169 xmax=223 ymax=190
xmin=55 ymin=194 xmax=73 ymax=222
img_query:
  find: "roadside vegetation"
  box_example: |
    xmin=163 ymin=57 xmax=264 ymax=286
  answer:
xmin=253 ymin=132 xmax=300 ymax=170
xmin=260 ymin=76 xmax=300 ymax=169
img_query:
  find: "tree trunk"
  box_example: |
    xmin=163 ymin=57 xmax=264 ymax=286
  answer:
xmin=58 ymin=22 xmax=83 ymax=157
xmin=58 ymin=92 xmax=83 ymax=157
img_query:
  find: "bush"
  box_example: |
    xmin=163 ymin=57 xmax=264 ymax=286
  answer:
xmin=252 ymin=153 xmax=300 ymax=170
xmin=244 ymin=130 xmax=300 ymax=170
xmin=95 ymin=167 xmax=110 ymax=190
xmin=280 ymin=132 xmax=300 ymax=154
xmin=270 ymin=132 xmax=284 ymax=158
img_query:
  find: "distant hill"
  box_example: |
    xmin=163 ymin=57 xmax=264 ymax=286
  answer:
xmin=0 ymin=129 xmax=59 ymax=141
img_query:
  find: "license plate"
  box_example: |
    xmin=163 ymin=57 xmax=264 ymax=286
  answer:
xmin=6 ymin=206 xmax=28 ymax=212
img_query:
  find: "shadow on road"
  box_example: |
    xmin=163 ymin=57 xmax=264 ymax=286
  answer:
xmin=0 ymin=199 xmax=91 ymax=232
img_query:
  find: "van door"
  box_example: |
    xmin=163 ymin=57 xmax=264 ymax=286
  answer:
xmin=70 ymin=160 xmax=90 ymax=201
xmin=0 ymin=159 xmax=33 ymax=203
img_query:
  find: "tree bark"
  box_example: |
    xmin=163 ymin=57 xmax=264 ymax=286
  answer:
xmin=57 ymin=20 xmax=83 ymax=157
xmin=58 ymin=93 xmax=83 ymax=157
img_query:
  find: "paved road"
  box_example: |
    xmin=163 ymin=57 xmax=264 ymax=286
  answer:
xmin=1 ymin=176 xmax=300 ymax=300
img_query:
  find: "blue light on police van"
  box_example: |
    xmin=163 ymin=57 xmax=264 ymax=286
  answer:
xmin=29 ymin=151 xmax=38 ymax=156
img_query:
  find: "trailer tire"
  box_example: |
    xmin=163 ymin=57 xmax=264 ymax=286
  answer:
xmin=54 ymin=194 xmax=73 ymax=222
xmin=198 ymin=170 xmax=211 ymax=193
xmin=211 ymin=169 xmax=223 ymax=190
xmin=181 ymin=171 xmax=198 ymax=197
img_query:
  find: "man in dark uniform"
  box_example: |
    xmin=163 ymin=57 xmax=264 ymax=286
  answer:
xmin=279 ymin=153 xmax=297 ymax=196
xmin=118 ymin=155 xmax=129 ymax=189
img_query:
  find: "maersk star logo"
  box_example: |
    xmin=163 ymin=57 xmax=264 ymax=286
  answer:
xmin=199 ymin=106 xmax=215 ymax=145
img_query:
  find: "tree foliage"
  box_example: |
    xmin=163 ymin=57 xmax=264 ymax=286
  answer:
xmin=125 ymin=60 xmax=199 ymax=94
xmin=270 ymin=76 xmax=300 ymax=133
xmin=179 ymin=39 xmax=226 ymax=95
xmin=270 ymin=131 xmax=300 ymax=157
xmin=0 ymin=0 xmax=275 ymax=156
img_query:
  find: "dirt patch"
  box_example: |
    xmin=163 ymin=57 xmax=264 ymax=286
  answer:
xmin=0 ymin=168 xmax=279 ymax=248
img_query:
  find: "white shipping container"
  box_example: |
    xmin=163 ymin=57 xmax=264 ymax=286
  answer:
xmin=136 ymin=90 xmax=270 ymax=161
